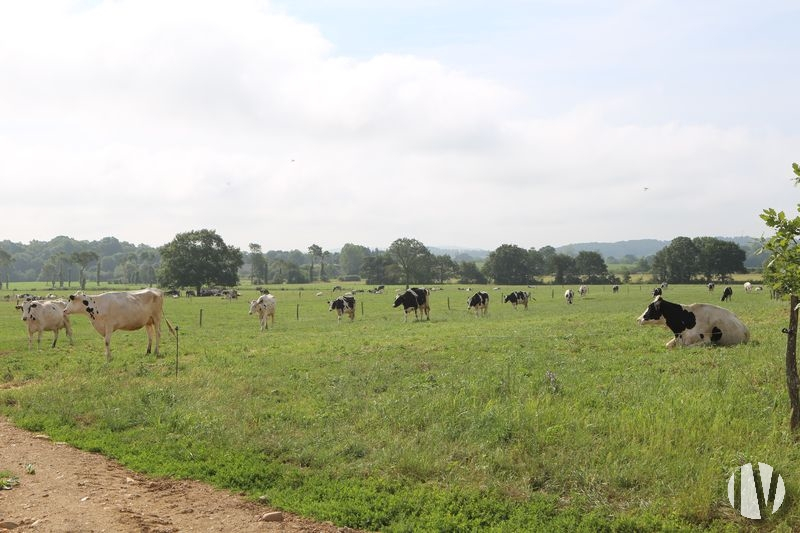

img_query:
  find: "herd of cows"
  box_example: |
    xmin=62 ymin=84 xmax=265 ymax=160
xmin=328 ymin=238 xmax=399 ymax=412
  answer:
xmin=11 ymin=281 xmax=758 ymax=360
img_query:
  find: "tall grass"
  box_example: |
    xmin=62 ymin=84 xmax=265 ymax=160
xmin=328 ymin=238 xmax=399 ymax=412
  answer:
xmin=0 ymin=283 xmax=795 ymax=531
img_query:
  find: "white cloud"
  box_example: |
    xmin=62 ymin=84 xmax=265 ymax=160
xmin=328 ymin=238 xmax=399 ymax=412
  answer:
xmin=0 ymin=0 xmax=797 ymax=252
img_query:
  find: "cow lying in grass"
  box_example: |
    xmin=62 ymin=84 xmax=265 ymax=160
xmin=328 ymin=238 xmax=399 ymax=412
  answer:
xmin=637 ymin=295 xmax=749 ymax=348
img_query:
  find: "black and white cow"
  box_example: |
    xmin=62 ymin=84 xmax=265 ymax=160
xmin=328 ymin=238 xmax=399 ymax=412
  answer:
xmin=467 ymin=291 xmax=489 ymax=316
xmin=328 ymin=294 xmax=356 ymax=322
xmin=564 ymin=289 xmax=574 ymax=304
xmin=393 ymin=287 xmax=430 ymax=322
xmin=652 ymin=287 xmax=662 ymax=297
xmin=612 ymin=285 xmax=619 ymax=293
xmin=504 ymin=291 xmax=531 ymax=310
xmin=707 ymin=282 xmax=715 ymax=292
xmin=721 ymin=286 xmax=733 ymax=302
xmin=637 ymin=295 xmax=749 ymax=348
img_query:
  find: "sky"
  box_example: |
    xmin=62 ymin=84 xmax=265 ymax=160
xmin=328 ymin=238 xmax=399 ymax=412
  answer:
xmin=1 ymin=0 xmax=798 ymax=252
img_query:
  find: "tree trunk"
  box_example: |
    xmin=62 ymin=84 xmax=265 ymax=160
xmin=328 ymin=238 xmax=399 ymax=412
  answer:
xmin=787 ymin=295 xmax=800 ymax=431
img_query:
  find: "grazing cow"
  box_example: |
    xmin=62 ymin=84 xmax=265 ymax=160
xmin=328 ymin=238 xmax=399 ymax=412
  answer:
xmin=637 ymin=295 xmax=749 ymax=348
xmin=249 ymin=294 xmax=277 ymax=331
xmin=612 ymin=285 xmax=619 ymax=294
xmin=564 ymin=289 xmax=574 ymax=304
xmin=16 ymin=298 xmax=73 ymax=350
xmin=328 ymin=294 xmax=356 ymax=322
xmin=707 ymin=283 xmax=715 ymax=292
xmin=652 ymin=287 xmax=663 ymax=297
xmin=744 ymin=282 xmax=753 ymax=293
xmin=579 ymin=285 xmax=588 ymax=297
xmin=661 ymin=282 xmax=669 ymax=290
xmin=393 ymin=287 xmax=430 ymax=321
xmin=504 ymin=291 xmax=531 ymax=310
xmin=467 ymin=291 xmax=489 ymax=316
xmin=721 ymin=286 xmax=733 ymax=302
xmin=64 ymin=289 xmax=174 ymax=361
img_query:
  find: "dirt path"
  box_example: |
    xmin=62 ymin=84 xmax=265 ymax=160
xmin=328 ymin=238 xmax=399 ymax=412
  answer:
xmin=0 ymin=418 xmax=348 ymax=532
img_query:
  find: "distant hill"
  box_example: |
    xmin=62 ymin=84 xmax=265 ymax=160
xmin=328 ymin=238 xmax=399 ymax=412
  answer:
xmin=555 ymin=239 xmax=668 ymax=260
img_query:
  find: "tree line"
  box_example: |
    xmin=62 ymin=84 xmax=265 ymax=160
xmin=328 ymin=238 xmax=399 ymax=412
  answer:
xmin=0 ymin=231 xmax=750 ymax=291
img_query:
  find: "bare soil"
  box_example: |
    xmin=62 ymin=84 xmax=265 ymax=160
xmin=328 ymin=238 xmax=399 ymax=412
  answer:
xmin=0 ymin=417 xmax=349 ymax=532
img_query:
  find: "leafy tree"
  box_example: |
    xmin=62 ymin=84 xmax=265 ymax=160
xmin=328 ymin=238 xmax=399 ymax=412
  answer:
xmin=459 ymin=261 xmax=487 ymax=284
xmin=70 ymin=251 xmax=99 ymax=290
xmin=549 ymin=253 xmax=576 ymax=284
xmin=652 ymin=237 xmax=698 ymax=283
xmin=361 ymin=254 xmax=396 ymax=285
xmin=307 ymin=244 xmax=322 ymax=282
xmin=158 ymin=229 xmax=244 ymax=295
xmin=693 ymin=237 xmax=746 ymax=282
xmin=320 ymin=250 xmax=331 ymax=281
xmin=574 ymin=251 xmax=608 ymax=281
xmin=528 ymin=248 xmax=546 ymax=276
xmin=249 ymin=243 xmax=268 ymax=284
xmin=431 ymin=254 xmax=459 ymax=283
xmin=388 ymin=238 xmax=433 ymax=286
xmin=760 ymin=162 xmax=800 ymax=430
xmin=483 ymin=244 xmax=530 ymax=284
xmin=339 ymin=243 xmax=370 ymax=276
xmin=0 ymin=248 xmax=12 ymax=289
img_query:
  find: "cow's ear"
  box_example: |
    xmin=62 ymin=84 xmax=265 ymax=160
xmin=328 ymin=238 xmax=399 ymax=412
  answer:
xmin=69 ymin=294 xmax=75 ymax=301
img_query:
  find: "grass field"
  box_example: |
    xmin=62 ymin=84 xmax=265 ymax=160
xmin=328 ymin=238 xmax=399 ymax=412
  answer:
xmin=0 ymin=282 xmax=796 ymax=531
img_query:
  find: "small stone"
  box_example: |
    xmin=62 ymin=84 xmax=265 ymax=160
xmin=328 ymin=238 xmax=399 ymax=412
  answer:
xmin=258 ymin=511 xmax=283 ymax=522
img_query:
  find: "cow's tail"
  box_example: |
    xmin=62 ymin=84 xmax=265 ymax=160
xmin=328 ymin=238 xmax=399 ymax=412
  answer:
xmin=164 ymin=317 xmax=176 ymax=336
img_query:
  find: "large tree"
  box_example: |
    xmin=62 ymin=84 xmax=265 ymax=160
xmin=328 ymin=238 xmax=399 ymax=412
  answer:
xmin=249 ymin=243 xmax=268 ymax=285
xmin=339 ymin=243 xmax=370 ymax=277
xmin=388 ymin=238 xmax=432 ymax=287
xmin=483 ymin=244 xmax=530 ymax=284
xmin=693 ymin=237 xmax=747 ymax=282
xmin=70 ymin=250 xmax=99 ymax=290
xmin=0 ymin=248 xmax=12 ymax=289
xmin=574 ymin=251 xmax=608 ymax=281
xmin=651 ymin=236 xmax=698 ymax=283
xmin=157 ymin=229 xmax=243 ymax=295
xmin=307 ymin=244 xmax=322 ymax=282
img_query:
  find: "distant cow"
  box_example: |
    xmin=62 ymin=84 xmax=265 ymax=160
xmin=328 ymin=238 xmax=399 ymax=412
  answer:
xmin=565 ymin=289 xmax=574 ymax=304
xmin=393 ymin=287 xmax=430 ymax=321
xmin=612 ymin=285 xmax=619 ymax=294
xmin=328 ymin=294 xmax=356 ymax=322
xmin=64 ymin=289 xmax=174 ymax=361
xmin=744 ymin=282 xmax=753 ymax=293
xmin=249 ymin=293 xmax=277 ymax=331
xmin=504 ymin=291 xmax=531 ymax=309
xmin=467 ymin=291 xmax=489 ymax=317
xmin=637 ymin=295 xmax=749 ymax=348
xmin=579 ymin=285 xmax=588 ymax=297
xmin=707 ymin=282 xmax=715 ymax=292
xmin=652 ymin=287 xmax=662 ymax=297
xmin=721 ymin=286 xmax=733 ymax=302
xmin=16 ymin=298 xmax=73 ymax=350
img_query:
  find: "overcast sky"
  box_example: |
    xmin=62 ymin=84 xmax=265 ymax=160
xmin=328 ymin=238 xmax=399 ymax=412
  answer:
xmin=2 ymin=1 xmax=798 ymax=252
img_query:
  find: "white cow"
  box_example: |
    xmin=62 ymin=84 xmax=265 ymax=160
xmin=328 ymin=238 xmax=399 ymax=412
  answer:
xmin=16 ymin=298 xmax=73 ymax=350
xmin=64 ymin=289 xmax=174 ymax=361
xmin=579 ymin=285 xmax=588 ymax=297
xmin=744 ymin=282 xmax=753 ymax=293
xmin=565 ymin=289 xmax=574 ymax=304
xmin=249 ymin=294 xmax=277 ymax=331
xmin=637 ymin=296 xmax=749 ymax=348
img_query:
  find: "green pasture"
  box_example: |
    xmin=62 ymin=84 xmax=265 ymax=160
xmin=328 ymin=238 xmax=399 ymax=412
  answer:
xmin=0 ymin=282 xmax=796 ymax=531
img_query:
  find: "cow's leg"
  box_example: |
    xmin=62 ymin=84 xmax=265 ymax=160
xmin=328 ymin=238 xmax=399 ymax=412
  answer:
xmin=36 ymin=330 xmax=43 ymax=350
xmin=144 ymin=323 xmax=154 ymax=355
xmin=27 ymin=331 xmax=33 ymax=351
xmin=104 ymin=332 xmax=113 ymax=361
xmin=65 ymin=321 xmax=74 ymax=345
xmin=153 ymin=321 xmax=162 ymax=356
xmin=51 ymin=329 xmax=59 ymax=349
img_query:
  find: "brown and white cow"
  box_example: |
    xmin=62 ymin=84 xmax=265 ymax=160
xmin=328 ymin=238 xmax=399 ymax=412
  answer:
xmin=467 ymin=291 xmax=489 ymax=317
xmin=64 ymin=289 xmax=174 ymax=361
xmin=16 ymin=298 xmax=73 ymax=350
xmin=249 ymin=293 xmax=277 ymax=331
xmin=637 ymin=295 xmax=749 ymax=348
xmin=328 ymin=294 xmax=356 ymax=322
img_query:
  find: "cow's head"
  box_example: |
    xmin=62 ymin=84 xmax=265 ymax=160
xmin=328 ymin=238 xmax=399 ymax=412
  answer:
xmin=637 ymin=296 xmax=665 ymax=325
xmin=64 ymin=292 xmax=93 ymax=317
xmin=248 ymin=300 xmax=259 ymax=315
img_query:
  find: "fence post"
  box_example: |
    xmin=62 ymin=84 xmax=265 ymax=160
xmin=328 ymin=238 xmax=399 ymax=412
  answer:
xmin=296 ymin=303 xmax=300 ymax=321
xmin=199 ymin=309 xmax=203 ymax=327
